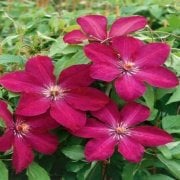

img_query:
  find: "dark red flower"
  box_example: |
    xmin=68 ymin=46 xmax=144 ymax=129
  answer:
xmin=63 ymin=15 xmax=147 ymax=44
xmin=0 ymin=101 xmax=58 ymax=173
xmin=75 ymin=101 xmax=173 ymax=162
xmin=84 ymin=36 xmax=179 ymax=101
xmin=0 ymin=56 xmax=109 ymax=131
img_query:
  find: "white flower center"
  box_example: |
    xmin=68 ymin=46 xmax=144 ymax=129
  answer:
xmin=109 ymin=123 xmax=130 ymax=141
xmin=119 ymin=61 xmax=139 ymax=76
xmin=42 ymin=85 xmax=66 ymax=101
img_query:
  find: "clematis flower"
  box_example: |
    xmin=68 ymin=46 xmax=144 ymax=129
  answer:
xmin=63 ymin=15 xmax=147 ymax=44
xmin=0 ymin=100 xmax=58 ymax=173
xmin=74 ymin=101 xmax=173 ymax=162
xmin=84 ymin=36 xmax=179 ymax=101
xmin=0 ymin=56 xmax=109 ymax=131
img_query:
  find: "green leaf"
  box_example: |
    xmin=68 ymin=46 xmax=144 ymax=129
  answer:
xmin=0 ymin=54 xmax=24 ymax=64
xmin=150 ymin=5 xmax=163 ymax=19
xmin=26 ymin=162 xmax=50 ymax=180
xmin=0 ymin=160 xmax=8 ymax=180
xmin=162 ymin=115 xmax=180 ymax=133
xmin=146 ymin=174 xmax=174 ymax=180
xmin=155 ymin=88 xmax=175 ymax=100
xmin=122 ymin=163 xmax=138 ymax=180
xmin=159 ymin=141 xmax=180 ymax=160
xmin=143 ymin=85 xmax=154 ymax=110
xmin=166 ymin=86 xmax=180 ymax=104
xmin=66 ymin=161 xmax=86 ymax=173
xmin=54 ymin=49 xmax=89 ymax=75
xmin=158 ymin=154 xmax=180 ymax=179
xmin=61 ymin=145 xmax=84 ymax=161
xmin=76 ymin=162 xmax=99 ymax=180
xmin=0 ymin=118 xmax=5 ymax=128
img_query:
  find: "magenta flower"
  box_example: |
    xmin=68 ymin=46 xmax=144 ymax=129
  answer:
xmin=75 ymin=101 xmax=173 ymax=162
xmin=0 ymin=56 xmax=109 ymax=131
xmin=0 ymin=100 xmax=58 ymax=173
xmin=63 ymin=15 xmax=147 ymax=44
xmin=84 ymin=36 xmax=179 ymax=101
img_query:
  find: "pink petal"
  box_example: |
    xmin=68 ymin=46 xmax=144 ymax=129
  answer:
xmin=112 ymin=36 xmax=144 ymax=60
xmin=73 ymin=118 xmax=109 ymax=138
xmin=77 ymin=15 xmax=107 ymax=41
xmin=0 ymin=71 xmax=42 ymax=93
xmin=131 ymin=126 xmax=173 ymax=146
xmin=90 ymin=63 xmax=120 ymax=82
xmin=16 ymin=93 xmax=50 ymax=116
xmin=115 ymin=75 xmax=146 ymax=101
xmin=85 ymin=137 xmax=116 ymax=161
xmin=119 ymin=102 xmax=150 ymax=127
xmin=50 ymin=100 xmax=86 ymax=131
xmin=136 ymin=67 xmax=179 ymax=88
xmin=12 ymin=137 xmax=34 ymax=173
xmin=84 ymin=43 xmax=118 ymax=64
xmin=118 ymin=136 xmax=144 ymax=163
xmin=59 ymin=64 xmax=93 ymax=88
xmin=25 ymin=56 xmax=56 ymax=85
xmin=63 ymin=30 xmax=87 ymax=44
xmin=65 ymin=87 xmax=109 ymax=111
xmin=109 ymin=16 xmax=147 ymax=37
xmin=0 ymin=100 xmax=13 ymax=127
xmin=92 ymin=101 xmax=119 ymax=126
xmin=19 ymin=113 xmax=59 ymax=132
xmin=0 ymin=131 xmax=14 ymax=152
xmin=25 ymin=133 xmax=58 ymax=154
xmin=133 ymin=43 xmax=170 ymax=67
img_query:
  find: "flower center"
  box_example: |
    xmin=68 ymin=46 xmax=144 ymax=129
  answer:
xmin=42 ymin=85 xmax=66 ymax=100
xmin=119 ymin=61 xmax=139 ymax=76
xmin=16 ymin=123 xmax=29 ymax=133
xmin=109 ymin=123 xmax=130 ymax=141
xmin=15 ymin=121 xmax=30 ymax=137
xmin=115 ymin=126 xmax=128 ymax=134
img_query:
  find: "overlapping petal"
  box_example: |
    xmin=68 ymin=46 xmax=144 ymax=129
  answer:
xmin=21 ymin=113 xmax=59 ymax=132
xmin=16 ymin=93 xmax=51 ymax=116
xmin=73 ymin=118 xmax=108 ymax=138
xmin=84 ymin=43 xmax=118 ymax=64
xmin=114 ymin=75 xmax=146 ymax=101
xmin=59 ymin=64 xmax=93 ymax=88
xmin=119 ymin=102 xmax=150 ymax=127
xmin=90 ymin=63 xmax=119 ymax=82
xmin=92 ymin=101 xmax=119 ymax=126
xmin=63 ymin=30 xmax=87 ymax=44
xmin=109 ymin=16 xmax=147 ymax=38
xmin=25 ymin=133 xmax=58 ymax=154
xmin=65 ymin=87 xmax=109 ymax=111
xmin=85 ymin=137 xmax=116 ymax=161
xmin=112 ymin=36 xmax=144 ymax=60
xmin=131 ymin=126 xmax=173 ymax=146
xmin=118 ymin=136 xmax=144 ymax=163
xmin=12 ymin=137 xmax=34 ymax=173
xmin=0 ymin=131 xmax=14 ymax=151
xmin=50 ymin=100 xmax=86 ymax=131
xmin=77 ymin=15 xmax=107 ymax=41
xmin=25 ymin=56 xmax=56 ymax=84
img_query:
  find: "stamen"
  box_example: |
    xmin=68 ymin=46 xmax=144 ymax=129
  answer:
xmin=42 ymin=84 xmax=66 ymax=100
xmin=14 ymin=121 xmax=30 ymax=137
xmin=109 ymin=123 xmax=130 ymax=141
xmin=118 ymin=61 xmax=139 ymax=76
